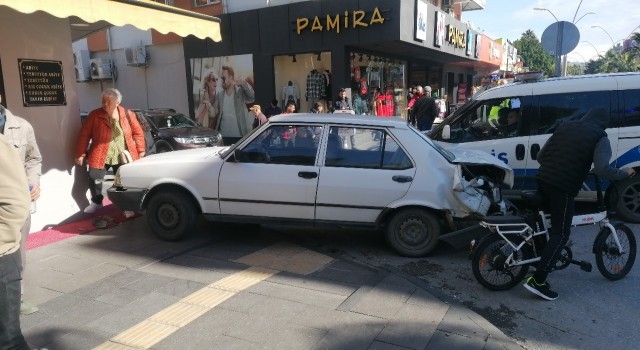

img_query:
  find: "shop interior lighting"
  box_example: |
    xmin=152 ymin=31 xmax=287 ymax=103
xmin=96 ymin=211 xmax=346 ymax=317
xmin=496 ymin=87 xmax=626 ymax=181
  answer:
xmin=291 ymin=55 xmax=297 ymax=63
xmin=316 ymin=52 xmax=322 ymax=61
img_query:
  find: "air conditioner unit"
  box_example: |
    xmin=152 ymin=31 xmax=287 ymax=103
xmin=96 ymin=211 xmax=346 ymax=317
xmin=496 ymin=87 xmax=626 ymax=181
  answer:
xmin=73 ymin=50 xmax=91 ymax=82
xmin=125 ymin=46 xmax=148 ymax=67
xmin=89 ymin=58 xmax=112 ymax=80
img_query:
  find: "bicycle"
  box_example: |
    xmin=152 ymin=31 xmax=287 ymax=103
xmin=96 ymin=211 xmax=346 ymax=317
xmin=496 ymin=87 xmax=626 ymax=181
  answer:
xmin=470 ymin=175 xmax=637 ymax=291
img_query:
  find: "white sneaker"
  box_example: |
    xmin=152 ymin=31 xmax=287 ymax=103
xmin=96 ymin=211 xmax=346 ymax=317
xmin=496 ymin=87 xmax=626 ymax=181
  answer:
xmin=84 ymin=202 xmax=102 ymax=213
xmin=124 ymin=210 xmax=136 ymax=219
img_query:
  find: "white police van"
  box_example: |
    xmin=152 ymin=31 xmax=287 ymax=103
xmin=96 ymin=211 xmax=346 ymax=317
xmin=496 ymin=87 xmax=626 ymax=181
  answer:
xmin=429 ymin=72 xmax=640 ymax=222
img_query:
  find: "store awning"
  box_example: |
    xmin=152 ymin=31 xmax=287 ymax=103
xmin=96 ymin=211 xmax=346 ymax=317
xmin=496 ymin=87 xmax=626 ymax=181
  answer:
xmin=0 ymin=0 xmax=222 ymax=42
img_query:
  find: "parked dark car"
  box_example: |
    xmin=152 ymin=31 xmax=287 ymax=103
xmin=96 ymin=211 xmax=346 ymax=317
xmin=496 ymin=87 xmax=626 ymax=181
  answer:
xmin=132 ymin=109 xmax=223 ymax=153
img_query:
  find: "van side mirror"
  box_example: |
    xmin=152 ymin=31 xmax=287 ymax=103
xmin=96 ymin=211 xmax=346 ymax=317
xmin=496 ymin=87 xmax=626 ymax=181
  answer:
xmin=442 ymin=125 xmax=451 ymax=140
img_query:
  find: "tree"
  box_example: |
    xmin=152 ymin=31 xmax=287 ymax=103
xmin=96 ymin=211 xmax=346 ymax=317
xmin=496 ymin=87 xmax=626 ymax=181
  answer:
xmin=513 ymin=30 xmax=555 ymax=76
xmin=566 ymin=63 xmax=583 ymax=76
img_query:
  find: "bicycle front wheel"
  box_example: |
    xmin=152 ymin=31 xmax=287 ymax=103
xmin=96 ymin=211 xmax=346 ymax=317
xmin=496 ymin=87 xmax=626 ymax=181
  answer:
xmin=594 ymin=223 xmax=637 ymax=280
xmin=471 ymin=234 xmax=531 ymax=291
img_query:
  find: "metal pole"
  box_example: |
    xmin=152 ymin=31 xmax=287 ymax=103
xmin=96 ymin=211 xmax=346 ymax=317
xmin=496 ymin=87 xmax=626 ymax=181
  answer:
xmin=555 ymin=22 xmax=564 ymax=77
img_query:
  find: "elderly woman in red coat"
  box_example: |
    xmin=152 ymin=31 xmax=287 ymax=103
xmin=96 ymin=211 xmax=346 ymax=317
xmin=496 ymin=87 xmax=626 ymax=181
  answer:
xmin=74 ymin=88 xmax=145 ymax=217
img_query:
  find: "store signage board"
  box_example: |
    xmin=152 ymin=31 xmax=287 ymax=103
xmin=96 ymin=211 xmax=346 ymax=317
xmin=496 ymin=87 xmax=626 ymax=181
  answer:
xmin=296 ymin=7 xmax=385 ymax=34
xmin=415 ymin=0 xmax=428 ymax=41
xmin=18 ymin=59 xmax=66 ymax=107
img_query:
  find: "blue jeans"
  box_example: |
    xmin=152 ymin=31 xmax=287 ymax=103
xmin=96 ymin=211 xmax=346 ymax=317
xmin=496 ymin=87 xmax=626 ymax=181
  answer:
xmin=0 ymin=250 xmax=29 ymax=349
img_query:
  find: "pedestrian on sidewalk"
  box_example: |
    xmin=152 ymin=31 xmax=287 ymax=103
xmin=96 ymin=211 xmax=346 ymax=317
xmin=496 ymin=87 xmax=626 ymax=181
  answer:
xmin=0 ymin=93 xmax=42 ymax=315
xmin=0 ymin=133 xmax=32 ymax=348
xmin=74 ymin=88 xmax=146 ymax=219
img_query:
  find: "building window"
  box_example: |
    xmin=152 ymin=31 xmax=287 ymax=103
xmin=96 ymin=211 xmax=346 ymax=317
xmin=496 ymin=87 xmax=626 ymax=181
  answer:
xmin=194 ymin=0 xmax=220 ymax=7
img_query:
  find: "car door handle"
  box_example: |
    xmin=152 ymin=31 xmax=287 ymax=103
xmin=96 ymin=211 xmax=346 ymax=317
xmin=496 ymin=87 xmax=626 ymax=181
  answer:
xmin=392 ymin=175 xmax=413 ymax=183
xmin=298 ymin=171 xmax=318 ymax=179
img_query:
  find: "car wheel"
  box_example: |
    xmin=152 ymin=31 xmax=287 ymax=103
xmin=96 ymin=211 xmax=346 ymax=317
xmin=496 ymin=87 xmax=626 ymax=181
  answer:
xmin=613 ymin=175 xmax=640 ymax=223
xmin=146 ymin=190 xmax=198 ymax=241
xmin=385 ymin=208 xmax=441 ymax=257
xmin=156 ymin=145 xmax=172 ymax=153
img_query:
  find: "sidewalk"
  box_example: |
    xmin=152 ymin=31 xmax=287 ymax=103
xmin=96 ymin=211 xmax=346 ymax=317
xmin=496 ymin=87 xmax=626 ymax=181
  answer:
xmin=21 ymin=216 xmax=522 ymax=349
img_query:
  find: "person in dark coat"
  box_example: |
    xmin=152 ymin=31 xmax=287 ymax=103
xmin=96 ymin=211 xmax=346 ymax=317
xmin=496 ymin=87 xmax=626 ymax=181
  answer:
xmin=412 ymin=86 xmax=438 ymax=131
xmin=524 ymin=107 xmax=635 ymax=301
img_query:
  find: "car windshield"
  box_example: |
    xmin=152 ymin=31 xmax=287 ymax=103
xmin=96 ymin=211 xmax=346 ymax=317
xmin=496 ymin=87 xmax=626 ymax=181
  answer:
xmin=147 ymin=113 xmax=197 ymax=129
xmin=408 ymin=124 xmax=455 ymax=162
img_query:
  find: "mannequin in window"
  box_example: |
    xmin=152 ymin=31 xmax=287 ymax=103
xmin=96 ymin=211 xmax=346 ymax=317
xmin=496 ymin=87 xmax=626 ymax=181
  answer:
xmin=281 ymin=81 xmax=300 ymax=111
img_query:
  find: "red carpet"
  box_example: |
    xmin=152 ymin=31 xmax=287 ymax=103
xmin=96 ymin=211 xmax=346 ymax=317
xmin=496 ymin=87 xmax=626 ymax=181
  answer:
xmin=26 ymin=200 xmax=139 ymax=250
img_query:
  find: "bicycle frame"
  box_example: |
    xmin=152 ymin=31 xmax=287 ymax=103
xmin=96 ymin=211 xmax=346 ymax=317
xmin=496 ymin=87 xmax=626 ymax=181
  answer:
xmin=479 ymin=209 xmax=628 ymax=268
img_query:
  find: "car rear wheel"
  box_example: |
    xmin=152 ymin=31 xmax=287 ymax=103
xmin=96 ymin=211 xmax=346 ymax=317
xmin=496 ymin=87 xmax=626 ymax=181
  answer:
xmin=613 ymin=175 xmax=640 ymax=223
xmin=386 ymin=208 xmax=441 ymax=257
xmin=146 ymin=189 xmax=198 ymax=241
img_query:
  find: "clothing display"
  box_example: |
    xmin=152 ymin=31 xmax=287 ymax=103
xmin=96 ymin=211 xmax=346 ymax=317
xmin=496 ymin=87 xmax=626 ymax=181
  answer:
xmin=376 ymin=92 xmax=395 ymax=117
xmin=306 ymin=69 xmax=326 ymax=101
xmin=281 ymin=81 xmax=300 ymax=110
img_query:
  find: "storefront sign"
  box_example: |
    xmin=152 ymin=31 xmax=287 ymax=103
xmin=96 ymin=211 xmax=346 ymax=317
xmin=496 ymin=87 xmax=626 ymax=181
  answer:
xmin=446 ymin=25 xmax=466 ymax=49
xmin=466 ymin=30 xmax=473 ymax=56
xmin=18 ymin=59 xmax=66 ymax=106
xmin=434 ymin=11 xmax=445 ymax=47
xmin=415 ymin=0 xmax=428 ymax=41
xmin=474 ymin=34 xmax=481 ymax=58
xmin=296 ymin=7 xmax=385 ymax=34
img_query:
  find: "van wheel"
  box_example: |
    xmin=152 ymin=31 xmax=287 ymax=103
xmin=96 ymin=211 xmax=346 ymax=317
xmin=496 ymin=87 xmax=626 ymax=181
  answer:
xmin=613 ymin=175 xmax=640 ymax=223
xmin=146 ymin=190 xmax=198 ymax=241
xmin=386 ymin=209 xmax=441 ymax=257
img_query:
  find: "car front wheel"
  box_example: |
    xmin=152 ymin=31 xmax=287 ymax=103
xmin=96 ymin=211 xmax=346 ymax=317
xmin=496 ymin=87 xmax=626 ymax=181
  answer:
xmin=146 ymin=190 xmax=198 ymax=241
xmin=613 ymin=175 xmax=640 ymax=223
xmin=386 ymin=208 xmax=441 ymax=257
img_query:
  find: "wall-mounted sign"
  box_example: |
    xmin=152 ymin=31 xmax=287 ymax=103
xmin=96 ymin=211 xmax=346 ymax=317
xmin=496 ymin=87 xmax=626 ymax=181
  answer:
xmin=474 ymin=34 xmax=481 ymax=58
xmin=434 ymin=11 xmax=445 ymax=47
xmin=296 ymin=7 xmax=385 ymax=34
xmin=466 ymin=30 xmax=473 ymax=56
xmin=446 ymin=25 xmax=467 ymax=49
xmin=18 ymin=59 xmax=66 ymax=107
xmin=415 ymin=0 xmax=427 ymax=41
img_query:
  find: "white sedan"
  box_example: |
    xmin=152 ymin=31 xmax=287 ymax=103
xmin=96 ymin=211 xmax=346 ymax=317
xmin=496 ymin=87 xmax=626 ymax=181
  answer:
xmin=108 ymin=114 xmax=513 ymax=257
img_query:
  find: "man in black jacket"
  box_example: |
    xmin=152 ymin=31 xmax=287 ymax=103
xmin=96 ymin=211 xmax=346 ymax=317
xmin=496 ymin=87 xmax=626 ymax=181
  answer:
xmin=412 ymin=86 xmax=438 ymax=131
xmin=525 ymin=107 xmax=635 ymax=300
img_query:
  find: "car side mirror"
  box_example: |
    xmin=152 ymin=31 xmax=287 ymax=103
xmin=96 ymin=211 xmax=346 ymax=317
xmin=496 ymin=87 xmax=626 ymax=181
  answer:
xmin=442 ymin=125 xmax=451 ymax=140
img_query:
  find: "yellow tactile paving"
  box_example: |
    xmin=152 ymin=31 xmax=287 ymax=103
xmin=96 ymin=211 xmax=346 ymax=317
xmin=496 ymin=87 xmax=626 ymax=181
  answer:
xmin=181 ymin=287 xmax=235 ymax=308
xmin=110 ymin=320 xmax=178 ymax=349
xmin=93 ymin=342 xmax=138 ymax=350
xmin=93 ymin=241 xmax=333 ymax=350
xmin=148 ymin=302 xmax=210 ymax=327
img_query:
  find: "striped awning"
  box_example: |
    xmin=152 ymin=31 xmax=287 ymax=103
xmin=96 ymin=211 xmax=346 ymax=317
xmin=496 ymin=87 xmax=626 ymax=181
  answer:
xmin=0 ymin=0 xmax=222 ymax=42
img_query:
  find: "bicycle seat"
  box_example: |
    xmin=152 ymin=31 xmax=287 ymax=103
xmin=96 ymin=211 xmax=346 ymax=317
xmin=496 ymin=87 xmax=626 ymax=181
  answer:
xmin=483 ymin=215 xmax=526 ymax=224
xmin=521 ymin=191 xmax=544 ymax=208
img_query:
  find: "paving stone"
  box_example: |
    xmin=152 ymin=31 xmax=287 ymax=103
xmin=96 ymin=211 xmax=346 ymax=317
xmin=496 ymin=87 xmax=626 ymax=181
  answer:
xmin=265 ymin=322 xmax=327 ymax=349
xmin=154 ymin=306 xmax=254 ymax=349
xmin=312 ymin=320 xmax=386 ymax=350
xmin=87 ymin=291 xmax=181 ymax=334
xmin=267 ymin=271 xmax=358 ymax=297
xmin=368 ymin=340 xmax=413 ymax=350
xmin=349 ymin=274 xmax=417 ymax=319
xmin=23 ymin=299 xmax=117 ymax=347
xmin=222 ymin=312 xmax=289 ymax=344
xmin=437 ymin=306 xmax=489 ymax=341
xmin=44 ymin=263 xmax=126 ymax=294
xmin=425 ymin=330 xmax=485 ymax=350
xmin=121 ymin=273 xmax=175 ymax=293
xmin=24 ymin=260 xmax=73 ymax=286
xmin=138 ymin=260 xmax=231 ymax=285
xmin=246 ymin=279 xmax=348 ymax=309
xmin=405 ymin=287 xmax=449 ymax=308
xmin=376 ymin=302 xmax=450 ymax=349
xmin=95 ymin=285 xmax=154 ymax=306
xmin=165 ymin=253 xmax=249 ymax=274
xmin=22 ymin=285 xmax=63 ymax=306
xmin=42 ymin=326 xmax=115 ymax=350
xmin=154 ymin=279 xmax=207 ymax=299
xmin=38 ymin=253 xmax=100 ymax=274
xmin=311 ymin=260 xmax=379 ymax=285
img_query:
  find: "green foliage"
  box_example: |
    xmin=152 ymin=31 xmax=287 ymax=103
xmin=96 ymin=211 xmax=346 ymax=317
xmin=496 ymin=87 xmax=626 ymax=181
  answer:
xmin=583 ymin=32 xmax=640 ymax=74
xmin=566 ymin=64 xmax=583 ymax=76
xmin=513 ymin=30 xmax=556 ymax=76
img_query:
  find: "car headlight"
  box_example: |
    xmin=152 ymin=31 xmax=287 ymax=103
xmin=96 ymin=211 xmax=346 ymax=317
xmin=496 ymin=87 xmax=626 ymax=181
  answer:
xmin=174 ymin=136 xmax=219 ymax=144
xmin=113 ymin=168 xmax=122 ymax=187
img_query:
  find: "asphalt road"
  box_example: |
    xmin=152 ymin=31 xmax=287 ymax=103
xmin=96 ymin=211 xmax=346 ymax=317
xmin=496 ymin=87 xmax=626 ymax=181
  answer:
xmin=274 ymin=221 xmax=640 ymax=350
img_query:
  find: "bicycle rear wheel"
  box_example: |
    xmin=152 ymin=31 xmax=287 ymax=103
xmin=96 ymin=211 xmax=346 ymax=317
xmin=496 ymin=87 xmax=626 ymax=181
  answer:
xmin=471 ymin=234 xmax=531 ymax=291
xmin=594 ymin=223 xmax=637 ymax=280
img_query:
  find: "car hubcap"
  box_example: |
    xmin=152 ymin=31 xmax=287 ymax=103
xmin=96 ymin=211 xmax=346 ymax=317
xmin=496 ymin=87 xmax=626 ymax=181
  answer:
xmin=157 ymin=202 xmax=179 ymax=229
xmin=621 ymin=181 xmax=640 ymax=214
xmin=399 ymin=218 xmax=428 ymax=245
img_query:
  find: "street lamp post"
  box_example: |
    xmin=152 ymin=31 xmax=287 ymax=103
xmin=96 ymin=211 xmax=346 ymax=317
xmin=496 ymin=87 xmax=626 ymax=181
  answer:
xmin=582 ymin=40 xmax=604 ymax=59
xmin=591 ymin=25 xmax=616 ymax=47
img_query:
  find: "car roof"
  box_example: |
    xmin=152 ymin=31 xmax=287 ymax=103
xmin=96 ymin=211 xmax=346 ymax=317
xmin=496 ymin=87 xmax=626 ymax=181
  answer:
xmin=269 ymin=113 xmax=410 ymax=128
